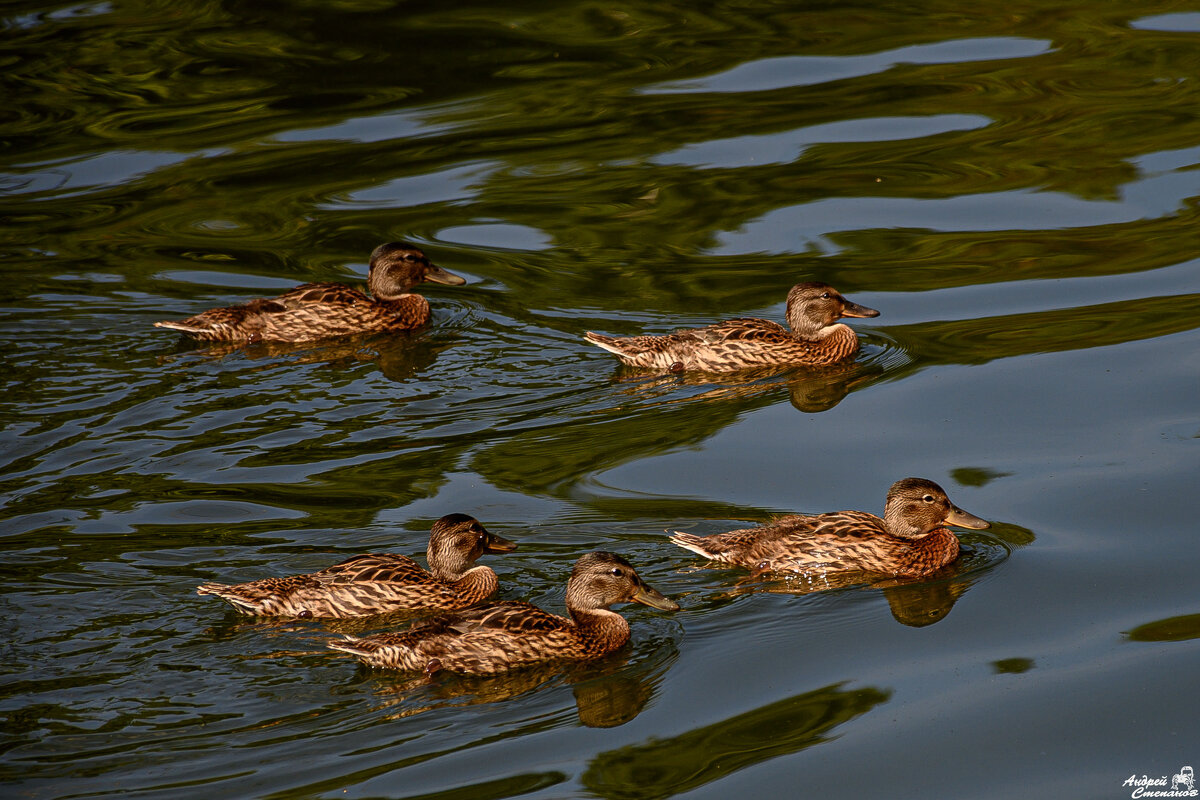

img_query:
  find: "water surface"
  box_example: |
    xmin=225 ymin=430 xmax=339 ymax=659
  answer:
xmin=2 ymin=1 xmax=1199 ymax=798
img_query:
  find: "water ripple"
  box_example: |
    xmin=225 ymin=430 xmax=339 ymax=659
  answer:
xmin=643 ymin=37 xmax=1053 ymax=94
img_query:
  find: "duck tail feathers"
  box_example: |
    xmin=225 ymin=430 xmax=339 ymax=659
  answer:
xmin=196 ymin=583 xmax=263 ymax=614
xmin=669 ymin=531 xmax=719 ymax=559
xmin=327 ymin=636 xmax=367 ymax=656
xmin=583 ymin=331 xmax=627 ymax=356
xmin=154 ymin=320 xmax=208 ymax=335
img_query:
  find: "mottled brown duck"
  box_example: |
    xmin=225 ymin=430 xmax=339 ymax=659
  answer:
xmin=155 ymin=242 xmax=465 ymax=343
xmin=327 ymin=551 xmax=679 ymax=674
xmin=670 ymin=478 xmax=989 ymax=579
xmin=584 ymin=282 xmax=879 ymax=372
xmin=196 ymin=514 xmax=515 ymax=618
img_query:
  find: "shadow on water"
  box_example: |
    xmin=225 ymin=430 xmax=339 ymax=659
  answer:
xmin=581 ymin=682 xmax=891 ymax=799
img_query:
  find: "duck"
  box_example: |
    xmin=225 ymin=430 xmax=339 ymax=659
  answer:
xmin=196 ymin=513 xmax=516 ymax=618
xmin=327 ymin=551 xmax=679 ymax=674
xmin=155 ymin=242 xmax=465 ymax=343
xmin=583 ymin=282 xmax=879 ymax=372
xmin=670 ymin=478 xmax=989 ymax=578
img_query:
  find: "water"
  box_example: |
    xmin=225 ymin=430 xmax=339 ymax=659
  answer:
xmin=2 ymin=1 xmax=1199 ymax=797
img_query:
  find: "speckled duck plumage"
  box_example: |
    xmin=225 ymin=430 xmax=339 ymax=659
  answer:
xmin=327 ymin=551 xmax=679 ymax=674
xmin=584 ymin=282 xmax=879 ymax=372
xmin=155 ymin=242 xmax=465 ymax=343
xmin=670 ymin=478 xmax=990 ymax=578
xmin=196 ymin=514 xmax=515 ymax=618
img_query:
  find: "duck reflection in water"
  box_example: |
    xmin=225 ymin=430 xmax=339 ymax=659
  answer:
xmin=160 ymin=328 xmax=456 ymax=381
xmin=723 ymin=566 xmax=975 ymax=627
xmin=610 ymin=359 xmax=883 ymax=414
xmin=358 ymin=648 xmax=676 ymax=728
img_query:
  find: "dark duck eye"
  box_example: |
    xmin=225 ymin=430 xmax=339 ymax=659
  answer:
xmin=923 ymin=495 xmax=935 ymax=503
xmin=609 ymin=567 xmax=625 ymax=577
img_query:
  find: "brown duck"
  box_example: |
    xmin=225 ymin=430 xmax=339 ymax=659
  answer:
xmin=583 ymin=282 xmax=879 ymax=372
xmin=196 ymin=514 xmax=516 ymax=618
xmin=155 ymin=242 xmax=465 ymax=343
xmin=327 ymin=551 xmax=679 ymax=674
xmin=670 ymin=478 xmax=990 ymax=578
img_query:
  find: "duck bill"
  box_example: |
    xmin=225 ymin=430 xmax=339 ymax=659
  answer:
xmin=840 ymin=299 xmax=880 ymax=319
xmin=424 ymin=264 xmax=467 ymax=286
xmin=484 ymin=532 xmax=518 ymax=553
xmin=632 ymin=582 xmax=680 ymax=612
xmin=946 ymin=506 xmax=990 ymax=530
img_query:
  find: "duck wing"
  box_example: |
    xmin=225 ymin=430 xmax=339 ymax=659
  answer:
xmin=754 ymin=510 xmax=910 ymax=574
xmin=693 ymin=317 xmax=793 ymax=345
xmin=672 ymin=510 xmax=887 ymax=567
xmin=273 ymin=282 xmax=371 ymax=308
xmin=440 ymin=601 xmax=572 ymax=635
xmin=804 ymin=510 xmax=890 ymax=539
xmin=312 ymin=553 xmax=434 ymax=585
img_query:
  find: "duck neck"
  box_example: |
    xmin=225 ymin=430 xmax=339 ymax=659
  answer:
xmin=428 ymin=549 xmax=470 ymax=581
xmin=794 ymin=321 xmax=857 ymax=354
xmin=367 ymin=268 xmax=416 ymax=302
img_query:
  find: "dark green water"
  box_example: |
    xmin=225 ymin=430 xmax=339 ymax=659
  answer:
xmin=2 ymin=1 xmax=1199 ymax=798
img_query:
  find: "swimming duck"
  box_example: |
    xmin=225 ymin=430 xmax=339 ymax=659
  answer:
xmin=327 ymin=551 xmax=679 ymax=674
xmin=670 ymin=478 xmax=989 ymax=578
xmin=196 ymin=513 xmax=516 ymax=618
xmin=584 ymin=282 xmax=879 ymax=372
xmin=155 ymin=242 xmax=465 ymax=343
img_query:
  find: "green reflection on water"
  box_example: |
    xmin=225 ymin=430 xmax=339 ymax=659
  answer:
xmin=888 ymin=293 xmax=1200 ymax=366
xmin=581 ymin=683 xmax=890 ymax=799
xmin=1124 ymin=613 xmax=1200 ymax=642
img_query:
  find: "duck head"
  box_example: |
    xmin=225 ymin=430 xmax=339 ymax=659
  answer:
xmin=566 ymin=551 xmax=680 ymax=612
xmin=784 ymin=282 xmax=879 ymax=338
xmin=883 ymin=478 xmax=990 ymax=539
xmin=368 ymin=242 xmax=466 ymax=300
xmin=427 ymin=513 xmax=517 ymax=580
